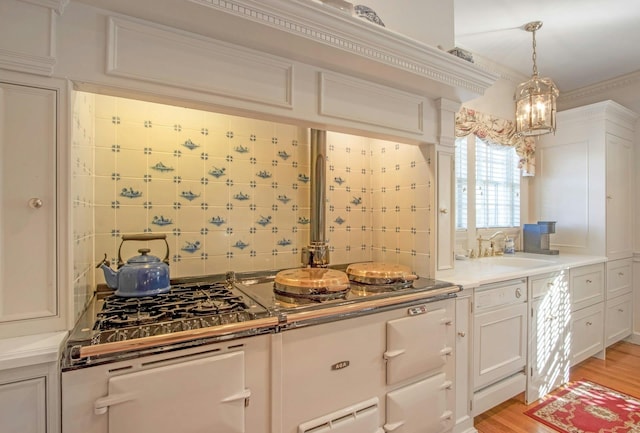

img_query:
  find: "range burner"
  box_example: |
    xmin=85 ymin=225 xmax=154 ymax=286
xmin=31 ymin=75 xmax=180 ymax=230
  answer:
xmin=92 ymin=282 xmax=258 ymax=344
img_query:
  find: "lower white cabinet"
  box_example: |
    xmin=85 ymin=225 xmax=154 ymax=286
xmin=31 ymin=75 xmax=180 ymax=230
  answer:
xmin=605 ymin=292 xmax=633 ymax=347
xmin=0 ymin=362 xmax=59 ymax=433
xmin=472 ymin=279 xmax=527 ymax=414
xmin=568 ymin=263 xmax=605 ymax=367
xmin=604 ymin=258 xmax=633 ymax=348
xmin=526 ymin=271 xmax=570 ymax=403
xmin=569 ymin=302 xmax=605 ymax=367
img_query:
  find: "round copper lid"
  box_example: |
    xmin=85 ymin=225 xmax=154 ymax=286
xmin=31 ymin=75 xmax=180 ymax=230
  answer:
xmin=274 ymin=268 xmax=350 ymax=294
xmin=346 ymin=262 xmax=417 ymax=284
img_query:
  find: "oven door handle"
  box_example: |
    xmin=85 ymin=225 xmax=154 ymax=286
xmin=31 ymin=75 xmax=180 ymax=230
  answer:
xmin=383 ymin=349 xmax=405 ymax=360
xmin=94 ymin=392 xmax=136 ymax=415
xmin=221 ymin=388 xmax=252 ymax=407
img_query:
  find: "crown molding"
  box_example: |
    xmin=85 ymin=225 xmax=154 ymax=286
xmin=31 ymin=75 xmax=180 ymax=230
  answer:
xmin=561 ymin=70 xmax=640 ymax=102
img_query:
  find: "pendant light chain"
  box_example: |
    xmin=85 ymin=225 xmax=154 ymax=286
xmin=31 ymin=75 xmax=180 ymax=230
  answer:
xmin=531 ymin=28 xmax=538 ymax=77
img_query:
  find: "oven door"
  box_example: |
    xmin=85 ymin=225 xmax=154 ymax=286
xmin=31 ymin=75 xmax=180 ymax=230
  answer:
xmin=94 ymin=351 xmax=249 ymax=433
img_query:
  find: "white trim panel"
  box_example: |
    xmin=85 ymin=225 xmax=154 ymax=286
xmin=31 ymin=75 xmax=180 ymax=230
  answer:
xmin=319 ymin=72 xmax=424 ymax=134
xmin=107 ymin=16 xmax=294 ymax=109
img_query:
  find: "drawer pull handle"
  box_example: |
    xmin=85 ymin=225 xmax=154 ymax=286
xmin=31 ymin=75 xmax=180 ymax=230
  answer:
xmin=515 ymin=288 xmax=522 ymax=298
xmin=457 ymin=331 xmax=466 ymax=337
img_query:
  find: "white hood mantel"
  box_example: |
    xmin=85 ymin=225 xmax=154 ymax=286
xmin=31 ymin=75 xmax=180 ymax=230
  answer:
xmin=73 ymin=0 xmax=497 ymax=103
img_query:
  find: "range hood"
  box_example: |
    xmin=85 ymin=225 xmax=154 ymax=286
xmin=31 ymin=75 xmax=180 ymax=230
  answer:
xmin=74 ymin=0 xmax=497 ymax=103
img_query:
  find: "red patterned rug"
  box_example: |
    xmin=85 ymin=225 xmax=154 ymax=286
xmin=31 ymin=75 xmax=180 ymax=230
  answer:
xmin=525 ymin=380 xmax=640 ymax=433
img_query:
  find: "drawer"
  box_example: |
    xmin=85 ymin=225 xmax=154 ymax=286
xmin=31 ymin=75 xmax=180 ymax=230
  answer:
xmin=474 ymin=279 xmax=527 ymax=310
xmin=606 ymin=259 xmax=632 ymax=299
xmin=605 ymin=293 xmax=632 ymax=347
xmin=570 ymin=264 xmax=604 ymax=311
xmin=569 ymin=302 xmax=604 ymax=366
xmin=529 ymin=271 xmax=566 ymax=299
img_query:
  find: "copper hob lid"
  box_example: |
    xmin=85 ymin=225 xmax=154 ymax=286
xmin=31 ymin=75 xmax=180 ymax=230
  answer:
xmin=274 ymin=268 xmax=350 ymax=297
xmin=346 ymin=262 xmax=417 ymax=285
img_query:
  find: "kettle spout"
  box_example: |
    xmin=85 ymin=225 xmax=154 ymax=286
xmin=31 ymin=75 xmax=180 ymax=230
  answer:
xmin=96 ymin=254 xmax=118 ymax=289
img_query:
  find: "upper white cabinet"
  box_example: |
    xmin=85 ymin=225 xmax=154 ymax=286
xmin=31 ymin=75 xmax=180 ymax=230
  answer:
xmin=0 ymin=76 xmax=67 ymax=338
xmin=535 ymin=100 xmax=637 ymax=260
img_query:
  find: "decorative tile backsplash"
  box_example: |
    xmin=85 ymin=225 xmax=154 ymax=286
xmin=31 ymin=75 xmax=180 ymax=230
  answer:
xmin=72 ymin=92 xmax=433 ymax=319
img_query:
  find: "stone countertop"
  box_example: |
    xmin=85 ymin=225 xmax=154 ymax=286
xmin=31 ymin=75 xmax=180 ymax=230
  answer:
xmin=436 ymin=252 xmax=607 ymax=288
xmin=0 ymin=331 xmax=68 ymax=371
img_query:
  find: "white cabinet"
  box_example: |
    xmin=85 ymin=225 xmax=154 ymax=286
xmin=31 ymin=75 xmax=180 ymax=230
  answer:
xmin=569 ymin=302 xmax=604 ymax=366
xmin=604 ymin=258 xmax=633 ymax=347
xmin=569 ymin=263 xmax=605 ymax=312
xmin=0 ymin=77 xmax=67 ymax=338
xmin=526 ymin=271 xmax=570 ymax=403
xmin=568 ymin=263 xmax=605 ymax=366
xmin=453 ymin=292 xmax=472 ymax=433
xmin=472 ymin=279 xmax=527 ymax=414
xmin=535 ymin=100 xmax=637 ymax=261
xmin=0 ymin=361 xmax=60 ymax=433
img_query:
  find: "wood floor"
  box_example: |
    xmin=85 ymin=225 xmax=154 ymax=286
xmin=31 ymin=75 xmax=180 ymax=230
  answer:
xmin=474 ymin=341 xmax=640 ymax=433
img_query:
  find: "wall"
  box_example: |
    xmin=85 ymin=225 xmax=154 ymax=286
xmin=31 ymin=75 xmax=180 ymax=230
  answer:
xmin=72 ymin=92 xmax=434 ymax=318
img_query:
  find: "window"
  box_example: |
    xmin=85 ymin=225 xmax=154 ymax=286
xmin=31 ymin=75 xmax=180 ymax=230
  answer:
xmin=455 ymin=135 xmax=521 ymax=230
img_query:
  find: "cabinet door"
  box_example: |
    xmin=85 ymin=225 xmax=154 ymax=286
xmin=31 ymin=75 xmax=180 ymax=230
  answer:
xmin=473 ymin=302 xmax=527 ymax=390
xmin=527 ymin=297 xmax=569 ymax=403
xmin=0 ymin=82 xmax=58 ymax=333
xmin=605 ymin=293 xmax=632 ymax=347
xmin=569 ymin=303 xmax=604 ymax=366
xmin=0 ymin=376 xmax=46 ymax=433
xmin=605 ymin=133 xmax=632 ymax=259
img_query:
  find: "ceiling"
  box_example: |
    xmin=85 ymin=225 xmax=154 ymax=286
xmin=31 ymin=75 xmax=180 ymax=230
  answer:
xmin=453 ymin=0 xmax=640 ymax=93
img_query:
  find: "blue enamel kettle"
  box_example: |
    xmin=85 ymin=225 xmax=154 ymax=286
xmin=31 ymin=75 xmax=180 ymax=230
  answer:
xmin=96 ymin=234 xmax=171 ymax=297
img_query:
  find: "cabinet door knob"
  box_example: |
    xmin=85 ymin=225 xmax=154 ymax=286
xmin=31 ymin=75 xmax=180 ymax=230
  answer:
xmin=586 ymin=279 xmax=592 ymax=284
xmin=586 ymin=321 xmax=592 ymax=326
xmin=618 ymin=272 xmax=624 ymax=277
xmin=439 ymin=207 xmax=448 ymax=214
xmin=457 ymin=331 xmax=466 ymax=337
xmin=515 ymin=288 xmax=522 ymax=298
xmin=28 ymin=198 xmax=43 ymax=209
xmin=618 ymin=308 xmax=624 ymax=313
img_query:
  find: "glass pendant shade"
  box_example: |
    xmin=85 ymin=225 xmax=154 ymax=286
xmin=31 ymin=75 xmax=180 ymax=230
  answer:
xmin=515 ymin=75 xmax=558 ymax=136
xmin=515 ymin=21 xmax=559 ymax=136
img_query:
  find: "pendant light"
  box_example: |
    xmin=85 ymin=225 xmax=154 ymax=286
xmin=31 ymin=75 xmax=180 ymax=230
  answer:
xmin=515 ymin=21 xmax=559 ymax=136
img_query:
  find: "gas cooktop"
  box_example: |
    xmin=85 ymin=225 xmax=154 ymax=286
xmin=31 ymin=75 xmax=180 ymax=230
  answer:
xmin=62 ymin=268 xmax=459 ymax=370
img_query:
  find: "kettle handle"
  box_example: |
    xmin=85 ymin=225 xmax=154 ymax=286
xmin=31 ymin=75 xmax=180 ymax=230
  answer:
xmin=117 ymin=234 xmax=170 ymax=268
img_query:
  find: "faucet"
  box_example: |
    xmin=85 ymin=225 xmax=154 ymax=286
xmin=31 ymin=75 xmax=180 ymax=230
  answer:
xmin=477 ymin=231 xmax=507 ymax=257
xmin=489 ymin=231 xmax=507 ymax=256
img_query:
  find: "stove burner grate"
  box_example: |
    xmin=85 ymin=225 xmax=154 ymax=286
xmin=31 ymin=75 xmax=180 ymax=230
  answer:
xmin=90 ymin=281 xmax=259 ymax=343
